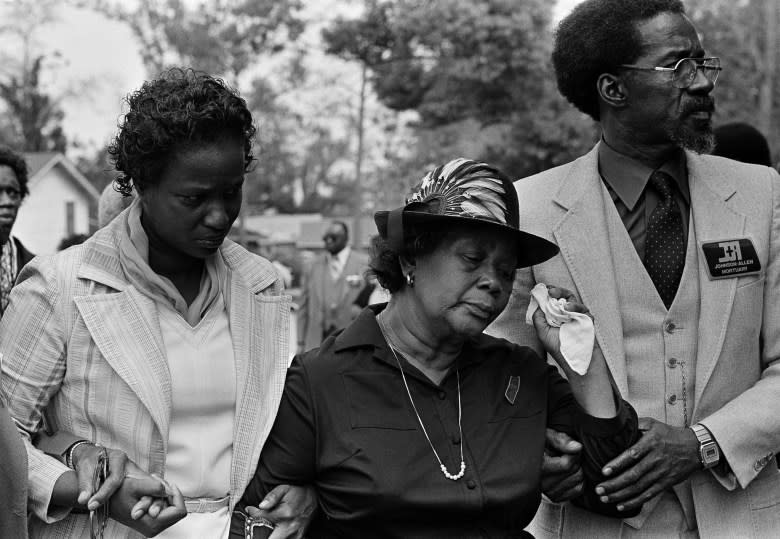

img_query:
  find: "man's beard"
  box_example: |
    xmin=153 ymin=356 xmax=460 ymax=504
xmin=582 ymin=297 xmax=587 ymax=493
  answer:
xmin=668 ymin=96 xmax=716 ymax=154
xmin=669 ymin=118 xmax=715 ymax=154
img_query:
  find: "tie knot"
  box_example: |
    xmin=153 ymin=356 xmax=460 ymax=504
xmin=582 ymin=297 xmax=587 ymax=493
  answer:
xmin=649 ymin=170 xmax=677 ymax=200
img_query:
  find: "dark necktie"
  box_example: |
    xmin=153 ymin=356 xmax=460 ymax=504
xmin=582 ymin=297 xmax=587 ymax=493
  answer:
xmin=644 ymin=170 xmax=685 ymax=308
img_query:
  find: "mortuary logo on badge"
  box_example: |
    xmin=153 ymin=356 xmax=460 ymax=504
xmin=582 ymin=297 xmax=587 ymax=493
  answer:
xmin=701 ymin=238 xmax=762 ymax=279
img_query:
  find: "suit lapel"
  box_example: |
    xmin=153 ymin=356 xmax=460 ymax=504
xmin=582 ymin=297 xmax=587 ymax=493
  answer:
xmin=74 ymin=287 xmax=172 ymax=446
xmin=687 ymin=154 xmax=745 ymax=408
xmin=225 ymin=254 xmax=291 ymax=508
xmin=551 ymin=146 xmax=629 ymax=395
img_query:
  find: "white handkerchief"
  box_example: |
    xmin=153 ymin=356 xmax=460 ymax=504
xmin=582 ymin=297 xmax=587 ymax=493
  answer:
xmin=525 ymin=283 xmax=595 ymax=375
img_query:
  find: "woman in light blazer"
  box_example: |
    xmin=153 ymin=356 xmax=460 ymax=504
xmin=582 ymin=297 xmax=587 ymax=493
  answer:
xmin=0 ymin=69 xmax=311 ymax=538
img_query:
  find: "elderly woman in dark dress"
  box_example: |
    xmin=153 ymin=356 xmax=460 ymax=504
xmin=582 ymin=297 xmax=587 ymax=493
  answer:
xmin=231 ymin=158 xmax=640 ymax=538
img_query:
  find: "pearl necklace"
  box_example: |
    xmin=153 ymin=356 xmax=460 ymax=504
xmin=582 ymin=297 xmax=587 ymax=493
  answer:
xmin=377 ymin=320 xmax=467 ymax=481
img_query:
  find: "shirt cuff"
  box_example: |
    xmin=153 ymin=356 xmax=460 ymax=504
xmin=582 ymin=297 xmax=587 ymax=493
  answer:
xmin=28 ymin=453 xmax=74 ymax=523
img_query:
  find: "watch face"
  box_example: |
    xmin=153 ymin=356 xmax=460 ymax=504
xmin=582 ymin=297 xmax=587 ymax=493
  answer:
xmin=701 ymin=441 xmax=720 ymax=467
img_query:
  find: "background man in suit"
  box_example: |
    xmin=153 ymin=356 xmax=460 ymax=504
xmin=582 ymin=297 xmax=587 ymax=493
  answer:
xmin=488 ymin=0 xmax=780 ymax=537
xmin=0 ymin=146 xmax=34 ymax=316
xmin=297 ymin=220 xmax=369 ymax=352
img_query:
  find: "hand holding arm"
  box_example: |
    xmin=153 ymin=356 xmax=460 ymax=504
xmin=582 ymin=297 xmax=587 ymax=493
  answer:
xmin=246 ymin=484 xmax=318 ymax=539
xmin=107 ymin=462 xmax=186 ymax=537
xmin=50 ymin=442 xmax=128 ymax=510
xmin=540 ymin=429 xmax=585 ymax=502
xmin=594 ymin=417 xmax=701 ymax=512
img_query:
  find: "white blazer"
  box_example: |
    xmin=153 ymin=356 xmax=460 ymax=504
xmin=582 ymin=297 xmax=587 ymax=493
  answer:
xmin=0 ymin=211 xmax=291 ymax=538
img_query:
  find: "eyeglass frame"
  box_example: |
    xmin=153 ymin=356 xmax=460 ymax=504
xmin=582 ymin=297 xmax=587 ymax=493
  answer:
xmin=619 ymin=57 xmax=722 ymax=89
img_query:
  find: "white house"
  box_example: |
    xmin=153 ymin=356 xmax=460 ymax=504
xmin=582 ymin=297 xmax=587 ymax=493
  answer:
xmin=14 ymin=152 xmax=100 ymax=254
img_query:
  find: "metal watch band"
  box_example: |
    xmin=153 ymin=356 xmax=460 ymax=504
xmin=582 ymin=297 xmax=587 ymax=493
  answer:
xmin=691 ymin=423 xmax=720 ymax=468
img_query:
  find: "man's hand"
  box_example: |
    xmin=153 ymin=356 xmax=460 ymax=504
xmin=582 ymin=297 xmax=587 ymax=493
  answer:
xmin=248 ymin=484 xmax=317 ymax=539
xmin=541 ymin=429 xmax=585 ymax=502
xmin=595 ymin=417 xmax=701 ymax=512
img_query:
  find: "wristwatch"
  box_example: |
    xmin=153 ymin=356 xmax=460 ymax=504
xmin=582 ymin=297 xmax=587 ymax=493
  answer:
xmin=690 ymin=423 xmax=720 ymax=469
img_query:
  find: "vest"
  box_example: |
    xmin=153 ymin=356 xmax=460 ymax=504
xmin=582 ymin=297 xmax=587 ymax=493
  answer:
xmin=603 ymin=184 xmax=701 ymax=529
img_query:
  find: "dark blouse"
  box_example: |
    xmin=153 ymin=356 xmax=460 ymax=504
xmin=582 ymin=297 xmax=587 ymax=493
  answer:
xmin=232 ymin=306 xmax=639 ymax=538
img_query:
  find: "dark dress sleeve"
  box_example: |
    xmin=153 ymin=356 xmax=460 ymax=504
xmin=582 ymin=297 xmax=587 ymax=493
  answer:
xmin=546 ymin=368 xmax=641 ymax=517
xmin=230 ymin=356 xmax=317 ymax=537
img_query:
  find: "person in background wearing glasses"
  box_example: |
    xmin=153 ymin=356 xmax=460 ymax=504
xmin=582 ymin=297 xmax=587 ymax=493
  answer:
xmin=297 ymin=220 xmax=369 ymax=353
xmin=487 ymin=0 xmax=780 ymax=537
xmin=0 ymin=146 xmax=34 ymax=317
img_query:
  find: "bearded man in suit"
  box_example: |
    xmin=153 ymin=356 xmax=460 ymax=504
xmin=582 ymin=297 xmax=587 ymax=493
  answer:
xmin=488 ymin=0 xmax=780 ymax=537
xmin=297 ymin=220 xmax=369 ymax=352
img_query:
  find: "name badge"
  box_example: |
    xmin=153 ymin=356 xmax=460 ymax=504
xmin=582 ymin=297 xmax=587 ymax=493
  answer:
xmin=700 ymin=238 xmax=761 ymax=280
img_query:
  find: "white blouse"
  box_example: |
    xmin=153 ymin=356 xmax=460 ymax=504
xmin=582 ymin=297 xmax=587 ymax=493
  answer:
xmin=157 ymin=293 xmax=236 ymax=538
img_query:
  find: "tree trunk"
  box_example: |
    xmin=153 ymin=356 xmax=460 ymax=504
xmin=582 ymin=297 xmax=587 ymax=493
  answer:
xmin=758 ymin=0 xmax=777 ymax=136
xmin=352 ymin=63 xmax=367 ymax=249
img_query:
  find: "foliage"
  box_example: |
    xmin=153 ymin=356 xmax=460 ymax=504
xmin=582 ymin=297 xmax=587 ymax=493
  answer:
xmin=686 ymin=0 xmax=779 ymax=163
xmin=322 ymin=0 xmax=598 ymax=183
xmin=90 ymin=0 xmax=305 ymax=78
xmin=0 ymin=0 xmax=69 ymax=152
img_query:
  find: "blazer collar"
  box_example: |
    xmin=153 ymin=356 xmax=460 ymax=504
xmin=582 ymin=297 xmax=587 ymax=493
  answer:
xmin=550 ymin=143 xmax=629 ymax=394
xmin=686 ymin=152 xmax=745 ymax=411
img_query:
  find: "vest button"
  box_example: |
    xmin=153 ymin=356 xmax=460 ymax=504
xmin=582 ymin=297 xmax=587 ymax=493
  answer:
xmin=438 ymin=392 xmax=446 ymax=400
xmin=665 ymin=322 xmax=676 ymax=333
xmin=667 ymin=394 xmax=677 ymax=405
xmin=466 ymin=480 xmax=477 ymax=489
xmin=668 ymin=358 xmax=678 ymax=368
xmin=452 ymin=435 xmax=461 ymax=445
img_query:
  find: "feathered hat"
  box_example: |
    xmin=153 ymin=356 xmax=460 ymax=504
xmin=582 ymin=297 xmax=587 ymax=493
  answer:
xmin=374 ymin=158 xmax=559 ymax=268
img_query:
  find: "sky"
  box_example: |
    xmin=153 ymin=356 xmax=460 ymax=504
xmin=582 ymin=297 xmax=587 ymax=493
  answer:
xmin=8 ymin=0 xmax=584 ymax=158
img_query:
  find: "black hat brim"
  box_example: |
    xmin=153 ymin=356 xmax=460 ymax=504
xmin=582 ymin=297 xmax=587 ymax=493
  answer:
xmin=374 ymin=210 xmax=559 ymax=268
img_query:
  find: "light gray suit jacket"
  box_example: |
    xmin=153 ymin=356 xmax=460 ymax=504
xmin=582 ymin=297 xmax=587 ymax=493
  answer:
xmin=297 ymin=247 xmax=369 ymax=351
xmin=489 ymin=144 xmax=780 ymax=537
xmin=0 ymin=212 xmax=291 ymax=538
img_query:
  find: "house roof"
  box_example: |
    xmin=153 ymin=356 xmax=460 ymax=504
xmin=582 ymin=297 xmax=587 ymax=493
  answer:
xmin=24 ymin=152 xmax=100 ymax=202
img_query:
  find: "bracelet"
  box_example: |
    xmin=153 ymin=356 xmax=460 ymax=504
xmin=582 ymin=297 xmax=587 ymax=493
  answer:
xmin=64 ymin=440 xmax=93 ymax=469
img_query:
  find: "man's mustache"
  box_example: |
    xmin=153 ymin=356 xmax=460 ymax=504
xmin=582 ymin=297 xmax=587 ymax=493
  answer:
xmin=682 ymin=96 xmax=715 ymax=115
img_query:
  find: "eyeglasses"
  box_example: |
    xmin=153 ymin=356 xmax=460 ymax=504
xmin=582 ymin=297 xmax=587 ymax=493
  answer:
xmin=619 ymin=57 xmax=722 ymax=89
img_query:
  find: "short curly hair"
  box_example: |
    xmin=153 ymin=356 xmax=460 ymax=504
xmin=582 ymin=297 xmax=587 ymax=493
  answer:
xmin=108 ymin=68 xmax=256 ymax=196
xmin=553 ymin=0 xmax=685 ymax=121
xmin=0 ymin=145 xmax=29 ymax=199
